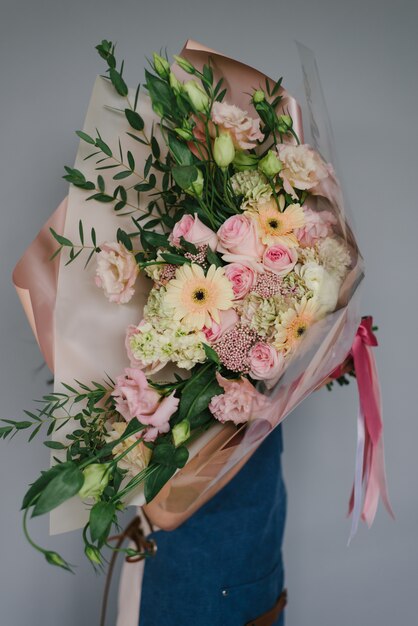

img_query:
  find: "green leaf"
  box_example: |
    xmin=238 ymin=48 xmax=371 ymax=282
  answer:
xmin=206 ymin=246 xmax=223 ymax=267
xmin=32 ymin=464 xmax=84 ymax=517
xmin=89 ymin=501 xmax=115 ymax=544
xmin=145 ymin=70 xmax=175 ymax=118
xmin=140 ymin=230 xmax=169 ymax=250
xmin=203 ymin=343 xmax=220 ymax=365
xmin=50 ymin=228 xmax=73 ymax=247
xmin=43 ymin=440 xmax=66 ymax=450
xmin=179 ymin=364 xmax=222 ymax=422
xmin=168 ymin=134 xmax=194 ymax=166
xmin=144 ymin=465 xmax=176 ymax=503
xmin=95 ymin=138 xmax=112 ymax=157
xmin=172 ymin=165 xmax=198 ymax=190
xmin=127 ymin=151 xmax=135 ymax=171
xmin=151 ymin=137 xmax=160 ymax=159
xmin=160 ymin=252 xmax=188 ymax=265
xmin=22 ymin=462 xmax=73 ymax=510
xmin=116 ymin=228 xmax=133 ymax=251
xmin=152 ymin=443 xmax=176 ymax=467
xmin=113 ymin=170 xmax=132 ymax=180
xmin=125 ymin=108 xmax=144 ymax=131
xmin=174 ymin=446 xmax=189 ymax=468
xmin=109 ymin=68 xmax=128 ymax=97
xmin=76 ymin=130 xmax=95 ymax=145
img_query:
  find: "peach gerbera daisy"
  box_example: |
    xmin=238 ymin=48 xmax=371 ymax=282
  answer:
xmin=256 ymin=200 xmax=305 ymax=247
xmin=274 ymin=297 xmax=321 ymax=353
xmin=164 ymin=263 xmax=234 ymax=330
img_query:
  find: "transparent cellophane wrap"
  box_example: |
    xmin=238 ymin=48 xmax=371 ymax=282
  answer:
xmin=45 ymin=41 xmax=364 ymax=534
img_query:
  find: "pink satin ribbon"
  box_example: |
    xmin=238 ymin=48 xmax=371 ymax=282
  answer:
xmin=334 ymin=317 xmax=394 ymax=541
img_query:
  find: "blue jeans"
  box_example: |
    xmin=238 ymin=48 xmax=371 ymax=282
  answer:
xmin=140 ymin=425 xmax=286 ymax=625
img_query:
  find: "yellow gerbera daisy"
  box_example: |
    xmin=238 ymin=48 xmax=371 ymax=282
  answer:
xmin=274 ymin=297 xmax=321 ymax=353
xmin=256 ymin=200 xmax=305 ymax=247
xmin=164 ymin=263 xmax=234 ymax=330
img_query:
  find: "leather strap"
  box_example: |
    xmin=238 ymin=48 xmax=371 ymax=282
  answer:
xmin=245 ymin=589 xmax=288 ymax=626
xmin=100 ymin=515 xmax=157 ymax=626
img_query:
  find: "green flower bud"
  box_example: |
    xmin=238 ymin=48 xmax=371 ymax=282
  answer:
xmin=183 ymin=80 xmax=209 ymax=112
xmin=258 ymin=150 xmax=282 ymax=178
xmin=79 ymin=463 xmax=110 ymax=501
xmin=45 ymin=551 xmax=71 ymax=571
xmin=175 ymin=127 xmax=194 ymax=141
xmin=172 ymin=420 xmax=191 ymax=448
xmin=277 ymin=114 xmax=293 ymax=133
xmin=252 ymin=89 xmax=265 ymax=104
xmin=152 ymin=53 xmax=170 ymax=79
xmin=85 ymin=545 xmax=102 ymax=565
xmin=169 ymin=71 xmax=183 ymax=95
xmin=173 ymin=55 xmax=195 ymax=74
xmin=213 ymin=132 xmax=235 ymax=169
xmin=233 ymin=151 xmax=259 ymax=171
xmin=185 ymin=168 xmax=204 ymax=197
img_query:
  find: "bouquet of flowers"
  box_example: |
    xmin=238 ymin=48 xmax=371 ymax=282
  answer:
xmin=5 ymin=40 xmax=392 ymax=571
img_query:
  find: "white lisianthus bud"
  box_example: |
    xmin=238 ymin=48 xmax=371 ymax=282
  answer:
xmin=169 ymin=71 xmax=182 ymax=95
xmin=79 ymin=463 xmax=110 ymax=501
xmin=172 ymin=420 xmax=191 ymax=447
xmin=214 ymin=132 xmax=235 ymax=168
xmin=233 ymin=151 xmax=259 ymax=171
xmin=258 ymin=150 xmax=282 ymax=178
xmin=152 ymin=53 xmax=170 ymax=79
xmin=85 ymin=545 xmax=102 ymax=565
xmin=252 ymin=89 xmax=265 ymax=104
xmin=173 ymin=55 xmax=195 ymax=74
xmin=183 ymin=80 xmax=209 ymax=112
xmin=277 ymin=114 xmax=293 ymax=133
xmin=185 ymin=169 xmax=204 ymax=197
xmin=175 ymin=127 xmax=194 ymax=141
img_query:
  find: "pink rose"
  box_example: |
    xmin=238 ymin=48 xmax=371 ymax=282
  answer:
xmin=276 ymin=144 xmax=329 ymax=199
xmin=295 ymin=207 xmax=337 ymax=247
xmin=217 ymin=214 xmax=265 ymax=266
xmin=209 ymin=373 xmax=265 ymax=424
xmin=211 ymin=102 xmax=263 ymax=149
xmin=95 ymin=242 xmax=138 ymax=304
xmin=248 ymin=342 xmax=285 ymax=381
xmin=263 ymin=244 xmax=297 ymax=277
xmin=203 ymin=308 xmax=239 ymax=343
xmin=112 ymin=368 xmax=179 ymax=438
xmin=224 ymin=263 xmax=257 ymax=300
xmin=169 ymin=213 xmax=218 ymax=251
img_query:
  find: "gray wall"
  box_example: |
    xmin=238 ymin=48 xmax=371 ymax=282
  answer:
xmin=0 ymin=0 xmax=417 ymax=624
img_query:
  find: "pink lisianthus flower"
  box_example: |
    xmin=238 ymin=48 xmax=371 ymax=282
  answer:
xmin=95 ymin=242 xmax=139 ymax=304
xmin=211 ymin=101 xmax=263 ymax=149
xmin=169 ymin=213 xmax=218 ymax=251
xmin=217 ymin=214 xmax=265 ymax=267
xmin=248 ymin=342 xmax=285 ymax=381
xmin=112 ymin=368 xmax=178 ymax=439
xmin=224 ymin=262 xmax=257 ymax=300
xmin=295 ymin=207 xmax=337 ymax=247
xmin=202 ymin=308 xmax=239 ymax=343
xmin=262 ymin=244 xmax=297 ymax=277
xmin=276 ymin=144 xmax=330 ymax=199
xmin=209 ymin=373 xmax=265 ymax=424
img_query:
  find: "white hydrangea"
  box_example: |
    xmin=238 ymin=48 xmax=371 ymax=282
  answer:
xmin=230 ymin=170 xmax=272 ymax=210
xmin=143 ymin=286 xmax=175 ymax=330
xmin=317 ymin=237 xmax=351 ymax=282
xmin=143 ymin=251 xmax=166 ymax=283
xmin=239 ymin=293 xmax=278 ymax=337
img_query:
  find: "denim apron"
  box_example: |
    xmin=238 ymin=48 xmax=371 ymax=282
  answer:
xmin=139 ymin=425 xmax=286 ymax=626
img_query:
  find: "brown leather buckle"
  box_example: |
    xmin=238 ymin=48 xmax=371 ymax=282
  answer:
xmin=245 ymin=589 xmax=288 ymax=626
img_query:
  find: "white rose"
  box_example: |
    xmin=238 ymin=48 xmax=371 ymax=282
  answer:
xmin=299 ymin=261 xmax=340 ymax=313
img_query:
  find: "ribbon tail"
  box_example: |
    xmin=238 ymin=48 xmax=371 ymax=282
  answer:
xmin=347 ymin=407 xmax=366 ymax=545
